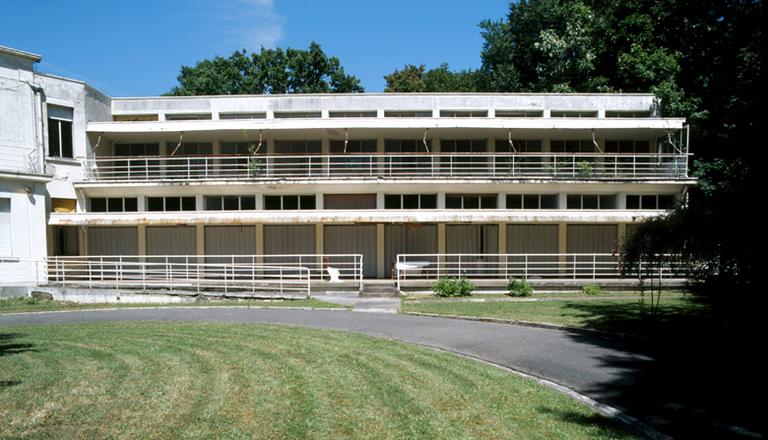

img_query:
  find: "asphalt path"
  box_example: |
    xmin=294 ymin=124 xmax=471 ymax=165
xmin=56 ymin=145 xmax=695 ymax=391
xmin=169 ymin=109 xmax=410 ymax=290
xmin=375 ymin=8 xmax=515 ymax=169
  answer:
xmin=0 ymin=307 xmax=652 ymax=408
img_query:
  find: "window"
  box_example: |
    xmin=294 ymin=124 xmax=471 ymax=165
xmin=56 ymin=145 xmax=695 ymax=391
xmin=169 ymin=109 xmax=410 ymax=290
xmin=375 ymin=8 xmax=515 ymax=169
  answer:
xmin=567 ymin=195 xmax=617 ymax=209
xmin=219 ymin=112 xmax=266 ymax=120
xmin=323 ymin=194 xmax=376 ymax=210
xmin=114 ymin=143 xmax=159 ymax=156
xmin=329 ymin=140 xmax=376 ymax=153
xmin=47 ymin=105 xmax=73 ymax=158
xmin=166 ymin=142 xmax=213 ymax=156
xmin=551 ymin=140 xmax=595 ymax=153
xmin=446 ymin=194 xmax=497 ymax=209
xmin=273 ymin=140 xmax=322 ymax=154
xmin=204 ymin=196 xmax=257 ymax=211
xmin=384 ymin=139 xmax=431 ymax=152
xmin=440 ymin=110 xmax=487 ymax=117
xmin=90 ymin=198 xmax=138 ymax=213
xmin=506 ymin=194 xmax=558 ymax=209
xmin=495 ymin=110 xmax=543 ymax=118
xmin=329 ymin=111 xmax=377 ymax=118
xmin=494 ymin=139 xmax=542 ymax=153
xmin=550 ymin=110 xmax=598 ymax=118
xmin=273 ymin=111 xmax=322 ymax=119
xmin=220 ymin=142 xmax=253 ymax=155
xmin=113 ymin=114 xmax=159 ymax=122
xmin=146 ymin=197 xmax=195 ymax=212
xmin=264 ymin=195 xmax=315 ymax=210
xmin=384 ymin=194 xmax=437 ymax=209
xmin=605 ymin=111 xmax=652 ymax=118
xmin=0 ymin=198 xmax=10 ymax=256
xmin=441 ymin=139 xmax=487 ymax=153
xmin=165 ymin=113 xmax=212 ymax=120
xmin=605 ymin=140 xmax=651 ymax=154
xmin=384 ymin=110 xmax=432 ymax=118
xmin=626 ymin=194 xmax=676 ymax=210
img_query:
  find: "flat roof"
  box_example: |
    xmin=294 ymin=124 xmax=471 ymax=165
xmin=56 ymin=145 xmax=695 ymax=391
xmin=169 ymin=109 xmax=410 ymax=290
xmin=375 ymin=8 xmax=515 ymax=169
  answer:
xmin=0 ymin=45 xmax=42 ymax=62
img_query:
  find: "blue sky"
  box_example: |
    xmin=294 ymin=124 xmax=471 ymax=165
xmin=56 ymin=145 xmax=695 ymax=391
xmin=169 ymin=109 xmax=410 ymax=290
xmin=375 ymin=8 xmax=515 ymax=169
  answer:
xmin=0 ymin=1 xmax=510 ymax=96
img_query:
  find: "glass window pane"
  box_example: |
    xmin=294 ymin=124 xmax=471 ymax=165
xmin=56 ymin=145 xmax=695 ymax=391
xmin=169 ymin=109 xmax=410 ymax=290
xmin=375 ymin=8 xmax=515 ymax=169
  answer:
xmin=240 ymin=196 xmax=256 ymax=210
xmin=481 ymin=196 xmax=497 ymax=209
xmin=60 ymin=121 xmax=73 ymax=158
xmin=464 ymin=197 xmax=479 ymax=209
xmin=403 ymin=195 xmax=419 ymax=209
xmin=206 ymin=197 xmax=222 ymax=211
xmin=626 ymin=195 xmax=640 ymax=210
xmin=107 ymin=198 xmax=123 ymax=212
xmin=446 ymin=196 xmax=461 ymax=209
xmin=299 ymin=195 xmax=315 ymax=210
xmin=165 ymin=197 xmax=181 ymax=211
xmin=283 ymin=196 xmax=299 ymax=210
xmin=223 ymin=196 xmax=238 ymax=210
xmin=523 ymin=195 xmax=539 ymax=209
xmin=582 ymin=195 xmax=599 ymax=209
xmin=567 ymin=195 xmax=581 ymax=209
xmin=264 ymin=196 xmax=281 ymax=210
xmin=540 ymin=195 xmax=558 ymax=209
xmin=420 ymin=194 xmax=437 ymax=209
xmin=641 ymin=195 xmax=657 ymax=209
xmin=48 ymin=119 xmax=60 ymax=157
xmin=658 ymin=195 xmax=675 ymax=209
xmin=182 ymin=197 xmax=196 ymax=211
xmin=506 ymin=195 xmax=522 ymax=209
xmin=384 ymin=195 xmax=401 ymax=209
xmin=147 ymin=198 xmax=164 ymax=211
xmin=600 ymin=195 xmax=617 ymax=209
xmin=91 ymin=198 xmax=106 ymax=212
xmin=124 ymin=198 xmax=138 ymax=212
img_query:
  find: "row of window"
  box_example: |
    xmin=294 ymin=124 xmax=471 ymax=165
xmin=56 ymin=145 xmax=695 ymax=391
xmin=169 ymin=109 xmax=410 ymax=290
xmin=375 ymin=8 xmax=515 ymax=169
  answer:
xmin=114 ymin=109 xmax=653 ymax=121
xmin=89 ymin=193 xmax=676 ymax=212
xmin=110 ymin=138 xmax=659 ymax=156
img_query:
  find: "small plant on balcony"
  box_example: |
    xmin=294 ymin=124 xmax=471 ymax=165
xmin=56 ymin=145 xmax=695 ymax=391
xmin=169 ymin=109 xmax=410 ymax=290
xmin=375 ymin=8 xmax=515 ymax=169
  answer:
xmin=578 ymin=161 xmax=594 ymax=177
xmin=247 ymin=157 xmax=265 ymax=175
xmin=507 ymin=278 xmax=533 ymax=297
xmin=432 ymin=277 xmax=474 ymax=297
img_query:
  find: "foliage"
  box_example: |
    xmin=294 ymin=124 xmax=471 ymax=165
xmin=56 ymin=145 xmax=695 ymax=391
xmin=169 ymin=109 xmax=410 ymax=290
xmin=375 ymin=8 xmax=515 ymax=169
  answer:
xmin=432 ymin=277 xmax=475 ymax=297
xmin=168 ymin=42 xmax=363 ymax=95
xmin=581 ymin=284 xmax=601 ymax=296
xmin=507 ymin=278 xmax=533 ymax=297
xmin=383 ymin=63 xmax=483 ymax=92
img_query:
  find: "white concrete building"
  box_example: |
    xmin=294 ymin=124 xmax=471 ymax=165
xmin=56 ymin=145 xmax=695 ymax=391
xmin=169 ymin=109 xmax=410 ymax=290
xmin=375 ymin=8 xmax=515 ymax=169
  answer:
xmin=0 ymin=45 xmax=693 ymax=293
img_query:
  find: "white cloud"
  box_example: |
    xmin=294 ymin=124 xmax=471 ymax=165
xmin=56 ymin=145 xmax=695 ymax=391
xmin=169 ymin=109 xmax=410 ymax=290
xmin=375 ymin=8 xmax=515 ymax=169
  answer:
xmin=216 ymin=0 xmax=284 ymax=50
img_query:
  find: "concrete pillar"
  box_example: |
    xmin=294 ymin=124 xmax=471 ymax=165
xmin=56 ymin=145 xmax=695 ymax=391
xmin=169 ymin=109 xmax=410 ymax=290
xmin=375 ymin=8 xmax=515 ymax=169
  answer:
xmin=438 ymin=223 xmax=447 ymax=276
xmin=377 ymin=136 xmax=385 ymax=153
xmin=542 ymin=138 xmax=551 ymax=153
xmin=255 ymin=224 xmax=264 ymax=254
xmin=315 ymin=193 xmax=324 ymax=210
xmin=376 ymin=223 xmax=385 ymax=279
xmin=437 ymin=192 xmax=446 ymax=209
xmin=376 ymin=193 xmax=385 ymax=210
xmin=558 ymin=193 xmax=568 ymax=210
xmin=196 ymin=225 xmax=204 ymax=263
xmin=497 ymin=193 xmax=506 ymax=209
xmin=558 ymin=222 xmax=567 ymax=274
xmin=46 ymin=226 xmax=54 ymax=257
xmin=617 ymin=223 xmax=627 ymax=249
xmin=498 ymin=223 xmax=507 ymax=254
xmin=617 ymin=193 xmax=627 ymax=210
xmin=315 ymin=223 xmax=324 ymax=275
xmin=195 ymin=195 xmax=204 ymax=212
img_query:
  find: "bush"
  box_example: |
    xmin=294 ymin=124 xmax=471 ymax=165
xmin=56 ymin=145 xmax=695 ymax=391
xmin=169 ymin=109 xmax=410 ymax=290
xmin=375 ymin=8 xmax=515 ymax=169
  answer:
xmin=431 ymin=278 xmax=474 ymax=297
xmin=507 ymin=278 xmax=533 ymax=297
xmin=581 ymin=284 xmax=601 ymax=296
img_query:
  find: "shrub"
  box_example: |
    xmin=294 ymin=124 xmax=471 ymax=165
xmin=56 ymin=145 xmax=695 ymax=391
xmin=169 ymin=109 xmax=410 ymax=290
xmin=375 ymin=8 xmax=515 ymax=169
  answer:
xmin=432 ymin=277 xmax=474 ymax=297
xmin=581 ymin=284 xmax=601 ymax=296
xmin=507 ymin=278 xmax=533 ymax=297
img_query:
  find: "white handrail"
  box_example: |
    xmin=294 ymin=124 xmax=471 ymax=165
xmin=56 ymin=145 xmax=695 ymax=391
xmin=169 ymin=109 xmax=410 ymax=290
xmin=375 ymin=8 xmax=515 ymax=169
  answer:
xmin=83 ymin=152 xmax=691 ymax=182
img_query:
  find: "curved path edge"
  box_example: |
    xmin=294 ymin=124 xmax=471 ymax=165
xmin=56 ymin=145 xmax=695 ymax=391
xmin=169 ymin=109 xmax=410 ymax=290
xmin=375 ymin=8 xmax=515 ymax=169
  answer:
xmin=1 ymin=307 xmax=666 ymax=439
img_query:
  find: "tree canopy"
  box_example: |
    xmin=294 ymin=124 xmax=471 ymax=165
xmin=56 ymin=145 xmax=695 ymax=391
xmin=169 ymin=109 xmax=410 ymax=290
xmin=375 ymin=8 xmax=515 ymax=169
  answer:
xmin=167 ymin=42 xmax=363 ymax=95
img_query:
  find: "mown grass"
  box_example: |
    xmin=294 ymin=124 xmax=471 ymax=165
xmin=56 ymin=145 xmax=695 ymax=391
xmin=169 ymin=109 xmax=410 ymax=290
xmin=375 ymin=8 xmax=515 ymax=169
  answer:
xmin=0 ymin=322 xmax=635 ymax=439
xmin=0 ymin=296 xmax=345 ymax=314
xmin=402 ymin=290 xmax=689 ymax=302
xmin=402 ymin=295 xmax=706 ymax=335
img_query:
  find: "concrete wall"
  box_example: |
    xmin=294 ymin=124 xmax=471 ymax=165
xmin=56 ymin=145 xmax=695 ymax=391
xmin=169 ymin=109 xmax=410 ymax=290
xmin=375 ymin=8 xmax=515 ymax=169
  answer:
xmin=0 ymin=180 xmax=48 ymax=285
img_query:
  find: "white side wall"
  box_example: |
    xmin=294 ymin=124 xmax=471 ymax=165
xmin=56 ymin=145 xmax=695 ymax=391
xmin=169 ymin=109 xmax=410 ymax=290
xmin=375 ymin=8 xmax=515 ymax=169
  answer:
xmin=0 ymin=180 xmax=48 ymax=285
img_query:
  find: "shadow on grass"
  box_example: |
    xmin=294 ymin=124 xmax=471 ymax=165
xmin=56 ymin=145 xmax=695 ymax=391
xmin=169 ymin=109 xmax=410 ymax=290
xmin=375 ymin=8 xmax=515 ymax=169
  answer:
xmin=537 ymin=406 xmax=635 ymax=437
xmin=0 ymin=332 xmax=36 ymax=358
xmin=559 ymin=294 xmax=762 ymax=439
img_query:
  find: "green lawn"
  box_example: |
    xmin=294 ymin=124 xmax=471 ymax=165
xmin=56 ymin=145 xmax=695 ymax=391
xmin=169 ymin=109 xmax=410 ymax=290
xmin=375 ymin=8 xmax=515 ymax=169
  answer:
xmin=0 ymin=322 xmax=635 ymax=439
xmin=402 ymin=295 xmax=705 ymax=335
xmin=0 ymin=296 xmax=345 ymax=314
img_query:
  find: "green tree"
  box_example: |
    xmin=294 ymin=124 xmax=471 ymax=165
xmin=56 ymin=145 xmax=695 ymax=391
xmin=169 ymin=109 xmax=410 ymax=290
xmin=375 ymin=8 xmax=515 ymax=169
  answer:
xmin=168 ymin=42 xmax=363 ymax=95
xmin=384 ymin=63 xmax=483 ymax=92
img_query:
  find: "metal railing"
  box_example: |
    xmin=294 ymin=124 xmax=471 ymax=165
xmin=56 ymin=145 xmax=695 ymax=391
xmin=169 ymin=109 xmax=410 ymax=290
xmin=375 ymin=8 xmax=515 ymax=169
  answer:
xmin=83 ymin=153 xmax=689 ymax=182
xmin=46 ymin=254 xmax=364 ymax=296
xmin=395 ymin=253 xmax=689 ymax=288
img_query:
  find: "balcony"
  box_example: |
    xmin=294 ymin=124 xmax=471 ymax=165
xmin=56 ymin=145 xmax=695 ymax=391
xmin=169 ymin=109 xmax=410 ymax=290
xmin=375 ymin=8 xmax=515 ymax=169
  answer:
xmin=82 ymin=153 xmax=689 ymax=183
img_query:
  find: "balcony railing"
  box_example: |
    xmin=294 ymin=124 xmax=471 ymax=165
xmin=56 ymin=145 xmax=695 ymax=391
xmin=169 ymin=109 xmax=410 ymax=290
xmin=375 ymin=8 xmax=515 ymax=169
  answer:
xmin=83 ymin=153 xmax=689 ymax=182
xmin=395 ymin=253 xmax=690 ymax=288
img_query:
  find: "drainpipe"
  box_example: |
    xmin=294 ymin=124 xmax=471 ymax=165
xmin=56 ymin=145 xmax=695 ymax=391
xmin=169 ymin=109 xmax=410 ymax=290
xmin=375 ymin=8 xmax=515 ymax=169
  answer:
xmin=27 ymin=79 xmax=46 ymax=174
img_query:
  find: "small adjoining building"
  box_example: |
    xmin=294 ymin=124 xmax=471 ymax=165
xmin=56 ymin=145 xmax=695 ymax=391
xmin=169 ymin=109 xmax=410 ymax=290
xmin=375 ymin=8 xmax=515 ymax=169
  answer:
xmin=0 ymin=45 xmax=694 ymax=294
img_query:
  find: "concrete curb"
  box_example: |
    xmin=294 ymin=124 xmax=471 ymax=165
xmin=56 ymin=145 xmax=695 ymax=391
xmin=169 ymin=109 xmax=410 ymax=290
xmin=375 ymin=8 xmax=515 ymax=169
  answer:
xmin=0 ymin=305 xmax=351 ymax=317
xmin=402 ymin=311 xmax=641 ymax=341
xmin=421 ymin=344 xmax=672 ymax=440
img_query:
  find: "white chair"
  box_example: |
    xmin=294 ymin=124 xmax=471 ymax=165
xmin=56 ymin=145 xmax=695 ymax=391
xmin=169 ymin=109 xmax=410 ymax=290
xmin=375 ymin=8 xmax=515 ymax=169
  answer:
xmin=326 ymin=267 xmax=341 ymax=283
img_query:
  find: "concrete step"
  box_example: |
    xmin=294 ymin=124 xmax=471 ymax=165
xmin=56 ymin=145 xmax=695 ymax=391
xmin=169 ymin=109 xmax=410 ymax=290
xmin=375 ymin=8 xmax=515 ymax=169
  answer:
xmin=359 ymin=281 xmax=399 ymax=298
